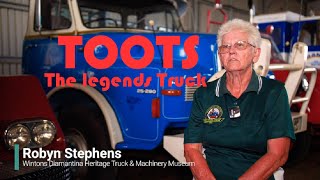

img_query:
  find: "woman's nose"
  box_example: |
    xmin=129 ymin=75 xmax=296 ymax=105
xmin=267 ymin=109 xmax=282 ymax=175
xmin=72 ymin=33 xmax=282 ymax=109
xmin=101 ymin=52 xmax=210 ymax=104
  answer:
xmin=229 ymin=45 xmax=237 ymax=54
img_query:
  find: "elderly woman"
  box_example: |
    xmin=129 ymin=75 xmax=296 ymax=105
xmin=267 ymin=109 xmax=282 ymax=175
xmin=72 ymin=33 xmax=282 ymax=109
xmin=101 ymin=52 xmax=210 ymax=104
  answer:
xmin=184 ymin=19 xmax=295 ymax=180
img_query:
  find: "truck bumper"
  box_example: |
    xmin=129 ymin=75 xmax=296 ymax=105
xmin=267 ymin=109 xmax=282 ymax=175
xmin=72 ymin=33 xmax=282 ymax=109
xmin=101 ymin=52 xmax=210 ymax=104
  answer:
xmin=163 ymin=133 xmax=186 ymax=162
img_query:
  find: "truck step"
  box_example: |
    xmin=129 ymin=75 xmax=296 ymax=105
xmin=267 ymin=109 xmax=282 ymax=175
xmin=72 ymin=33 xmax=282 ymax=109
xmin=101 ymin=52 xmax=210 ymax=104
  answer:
xmin=163 ymin=134 xmax=186 ymax=163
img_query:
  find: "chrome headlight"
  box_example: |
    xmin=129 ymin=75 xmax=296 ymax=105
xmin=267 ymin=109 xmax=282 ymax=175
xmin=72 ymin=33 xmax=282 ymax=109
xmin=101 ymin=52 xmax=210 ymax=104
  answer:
xmin=5 ymin=124 xmax=31 ymax=149
xmin=32 ymin=121 xmax=56 ymax=147
xmin=301 ymin=75 xmax=309 ymax=92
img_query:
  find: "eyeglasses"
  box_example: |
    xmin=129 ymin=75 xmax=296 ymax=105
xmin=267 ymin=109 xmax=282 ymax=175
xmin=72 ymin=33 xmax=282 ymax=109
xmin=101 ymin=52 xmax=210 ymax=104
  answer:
xmin=218 ymin=40 xmax=255 ymax=54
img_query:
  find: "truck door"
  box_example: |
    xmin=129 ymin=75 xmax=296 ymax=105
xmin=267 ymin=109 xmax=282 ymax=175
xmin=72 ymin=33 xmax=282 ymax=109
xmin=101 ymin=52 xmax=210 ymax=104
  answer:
xmin=161 ymin=34 xmax=219 ymax=122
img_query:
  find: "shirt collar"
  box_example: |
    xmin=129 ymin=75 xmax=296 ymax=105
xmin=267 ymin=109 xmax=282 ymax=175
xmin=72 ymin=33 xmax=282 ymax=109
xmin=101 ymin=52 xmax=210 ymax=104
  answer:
xmin=215 ymin=70 xmax=262 ymax=97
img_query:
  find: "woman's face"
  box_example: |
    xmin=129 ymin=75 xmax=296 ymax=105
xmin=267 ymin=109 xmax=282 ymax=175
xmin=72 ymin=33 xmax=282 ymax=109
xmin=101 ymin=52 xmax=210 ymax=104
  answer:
xmin=219 ymin=30 xmax=260 ymax=72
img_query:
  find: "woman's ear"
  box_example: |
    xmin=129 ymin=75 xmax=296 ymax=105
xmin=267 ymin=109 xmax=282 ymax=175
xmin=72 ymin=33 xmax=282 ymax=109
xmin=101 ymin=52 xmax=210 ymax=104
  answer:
xmin=253 ymin=48 xmax=261 ymax=63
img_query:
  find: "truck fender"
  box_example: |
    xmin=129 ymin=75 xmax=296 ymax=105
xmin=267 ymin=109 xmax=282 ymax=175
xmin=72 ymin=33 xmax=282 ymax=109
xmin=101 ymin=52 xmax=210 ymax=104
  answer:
xmin=47 ymin=83 xmax=123 ymax=149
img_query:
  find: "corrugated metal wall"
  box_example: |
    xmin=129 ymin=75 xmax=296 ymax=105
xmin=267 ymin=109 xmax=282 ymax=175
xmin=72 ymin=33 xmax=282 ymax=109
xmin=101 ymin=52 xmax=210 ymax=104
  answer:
xmin=0 ymin=0 xmax=29 ymax=75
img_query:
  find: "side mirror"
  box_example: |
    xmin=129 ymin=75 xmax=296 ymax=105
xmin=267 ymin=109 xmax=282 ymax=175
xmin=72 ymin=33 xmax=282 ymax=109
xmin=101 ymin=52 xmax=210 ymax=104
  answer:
xmin=35 ymin=0 xmax=42 ymax=31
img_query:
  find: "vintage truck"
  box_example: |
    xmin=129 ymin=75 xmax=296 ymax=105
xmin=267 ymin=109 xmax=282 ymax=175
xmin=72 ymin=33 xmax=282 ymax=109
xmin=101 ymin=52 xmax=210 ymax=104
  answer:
xmin=0 ymin=75 xmax=70 ymax=179
xmin=22 ymin=0 xmax=219 ymax=179
xmin=20 ymin=0 xmax=317 ymax=179
xmin=254 ymin=11 xmax=320 ymax=162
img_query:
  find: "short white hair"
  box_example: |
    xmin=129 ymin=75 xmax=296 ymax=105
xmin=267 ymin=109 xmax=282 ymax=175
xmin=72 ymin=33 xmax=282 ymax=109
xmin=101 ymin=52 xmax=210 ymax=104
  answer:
xmin=217 ymin=19 xmax=261 ymax=47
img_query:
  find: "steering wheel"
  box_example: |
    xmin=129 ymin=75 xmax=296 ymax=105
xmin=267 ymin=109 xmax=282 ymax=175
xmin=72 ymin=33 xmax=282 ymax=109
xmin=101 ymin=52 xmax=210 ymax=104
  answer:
xmin=84 ymin=17 xmax=118 ymax=27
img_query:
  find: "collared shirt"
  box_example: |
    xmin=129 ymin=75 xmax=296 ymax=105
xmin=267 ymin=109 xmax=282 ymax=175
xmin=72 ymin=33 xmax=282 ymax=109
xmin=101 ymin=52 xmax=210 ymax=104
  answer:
xmin=184 ymin=70 xmax=296 ymax=180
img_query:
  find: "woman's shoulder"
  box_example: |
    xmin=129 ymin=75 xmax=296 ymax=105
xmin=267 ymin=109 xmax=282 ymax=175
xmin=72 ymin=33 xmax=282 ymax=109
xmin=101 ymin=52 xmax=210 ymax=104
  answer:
xmin=197 ymin=79 xmax=218 ymax=91
xmin=260 ymin=76 xmax=285 ymax=92
xmin=193 ymin=79 xmax=218 ymax=98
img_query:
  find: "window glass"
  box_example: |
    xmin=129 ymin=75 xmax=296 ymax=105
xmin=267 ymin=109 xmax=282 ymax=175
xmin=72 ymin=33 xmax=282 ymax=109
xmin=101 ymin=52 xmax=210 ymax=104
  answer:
xmin=77 ymin=0 xmax=182 ymax=32
xmin=270 ymin=27 xmax=282 ymax=47
xmin=299 ymin=21 xmax=320 ymax=46
xmin=127 ymin=15 xmax=137 ymax=28
xmin=80 ymin=7 xmax=121 ymax=28
xmin=261 ymin=34 xmax=285 ymax=61
xmin=35 ymin=0 xmax=72 ymax=31
xmin=127 ymin=10 xmax=179 ymax=32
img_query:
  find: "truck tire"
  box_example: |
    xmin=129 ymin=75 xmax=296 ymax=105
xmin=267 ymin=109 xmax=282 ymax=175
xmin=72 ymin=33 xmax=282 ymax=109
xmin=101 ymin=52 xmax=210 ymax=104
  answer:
xmin=286 ymin=130 xmax=312 ymax=166
xmin=57 ymin=103 xmax=117 ymax=180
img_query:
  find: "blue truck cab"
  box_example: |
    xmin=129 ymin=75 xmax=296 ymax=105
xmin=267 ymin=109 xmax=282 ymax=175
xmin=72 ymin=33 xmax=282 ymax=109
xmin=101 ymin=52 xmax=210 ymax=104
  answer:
xmin=253 ymin=11 xmax=320 ymax=163
xmin=22 ymin=0 xmax=220 ymax=177
xmin=253 ymin=11 xmax=320 ymax=65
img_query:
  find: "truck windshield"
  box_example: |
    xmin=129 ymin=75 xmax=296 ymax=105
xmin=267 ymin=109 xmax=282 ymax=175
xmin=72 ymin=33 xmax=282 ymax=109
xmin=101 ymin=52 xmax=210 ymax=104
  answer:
xmin=261 ymin=33 xmax=285 ymax=61
xmin=78 ymin=0 xmax=183 ymax=32
xmin=299 ymin=21 xmax=320 ymax=46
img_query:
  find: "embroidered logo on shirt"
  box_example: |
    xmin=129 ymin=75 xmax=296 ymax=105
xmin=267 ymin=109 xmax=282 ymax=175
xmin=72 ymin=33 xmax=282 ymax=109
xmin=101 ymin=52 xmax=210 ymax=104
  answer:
xmin=204 ymin=105 xmax=224 ymax=124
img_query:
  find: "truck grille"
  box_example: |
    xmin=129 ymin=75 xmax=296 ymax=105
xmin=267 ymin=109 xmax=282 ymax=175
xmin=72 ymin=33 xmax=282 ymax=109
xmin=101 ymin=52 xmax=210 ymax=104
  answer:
xmin=184 ymin=85 xmax=198 ymax=101
xmin=8 ymin=164 xmax=71 ymax=180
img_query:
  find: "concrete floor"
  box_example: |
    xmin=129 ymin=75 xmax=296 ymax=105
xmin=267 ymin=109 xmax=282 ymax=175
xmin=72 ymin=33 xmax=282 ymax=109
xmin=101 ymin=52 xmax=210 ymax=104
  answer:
xmin=118 ymin=149 xmax=193 ymax=180
xmin=118 ymin=136 xmax=320 ymax=180
xmin=284 ymin=136 xmax=320 ymax=180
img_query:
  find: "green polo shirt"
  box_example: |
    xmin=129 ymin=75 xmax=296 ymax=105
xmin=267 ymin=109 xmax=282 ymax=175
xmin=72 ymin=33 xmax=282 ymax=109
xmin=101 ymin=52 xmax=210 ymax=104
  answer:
xmin=184 ymin=70 xmax=296 ymax=180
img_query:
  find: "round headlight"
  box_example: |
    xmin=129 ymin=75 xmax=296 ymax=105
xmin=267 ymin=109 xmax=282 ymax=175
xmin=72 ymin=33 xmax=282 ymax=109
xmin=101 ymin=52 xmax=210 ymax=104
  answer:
xmin=32 ymin=121 xmax=56 ymax=147
xmin=5 ymin=124 xmax=31 ymax=149
xmin=301 ymin=76 xmax=309 ymax=92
